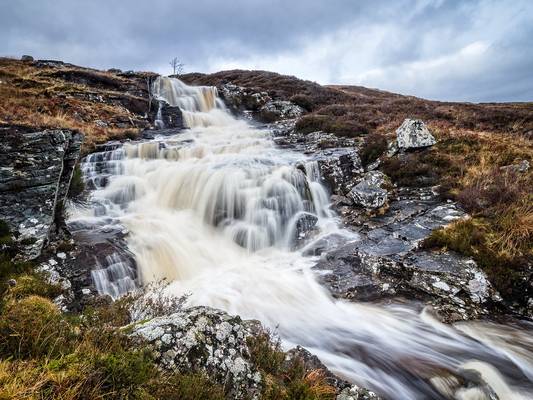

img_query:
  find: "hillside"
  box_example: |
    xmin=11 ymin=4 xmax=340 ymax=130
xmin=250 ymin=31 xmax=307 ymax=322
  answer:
xmin=182 ymin=70 xmax=533 ymax=136
xmin=0 ymin=57 xmax=155 ymax=151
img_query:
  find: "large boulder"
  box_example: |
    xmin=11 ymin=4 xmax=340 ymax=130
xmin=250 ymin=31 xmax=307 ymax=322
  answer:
xmin=396 ymin=119 xmax=436 ymax=149
xmin=348 ymin=171 xmax=389 ymax=210
xmin=130 ymin=306 xmax=263 ymax=399
xmin=316 ymin=149 xmax=364 ymax=196
xmin=0 ymin=126 xmax=83 ymax=259
xmin=258 ymin=100 xmax=305 ymax=122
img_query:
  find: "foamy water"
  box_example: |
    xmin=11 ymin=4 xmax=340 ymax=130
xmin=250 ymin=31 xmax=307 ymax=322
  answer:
xmin=71 ymin=77 xmax=533 ymax=399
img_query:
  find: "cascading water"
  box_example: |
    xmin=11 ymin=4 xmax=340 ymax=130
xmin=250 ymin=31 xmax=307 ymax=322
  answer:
xmin=73 ymin=77 xmax=533 ymax=399
xmin=151 ymin=76 xmax=230 ymax=128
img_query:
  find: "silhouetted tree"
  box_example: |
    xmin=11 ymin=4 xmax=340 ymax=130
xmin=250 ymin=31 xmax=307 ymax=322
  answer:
xmin=169 ymin=57 xmax=184 ymax=76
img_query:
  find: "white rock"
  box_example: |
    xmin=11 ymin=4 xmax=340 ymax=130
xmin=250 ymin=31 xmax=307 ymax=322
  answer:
xmin=396 ymin=119 xmax=436 ymax=149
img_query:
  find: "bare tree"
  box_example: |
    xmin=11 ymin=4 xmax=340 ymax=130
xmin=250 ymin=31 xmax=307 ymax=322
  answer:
xmin=169 ymin=57 xmax=184 ymax=76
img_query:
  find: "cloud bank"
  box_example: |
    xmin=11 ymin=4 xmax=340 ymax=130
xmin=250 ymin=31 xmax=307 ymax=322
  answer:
xmin=2 ymin=0 xmax=532 ymax=101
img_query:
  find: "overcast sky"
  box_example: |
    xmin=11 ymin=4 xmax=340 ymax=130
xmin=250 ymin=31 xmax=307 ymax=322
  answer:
xmin=2 ymin=0 xmax=532 ymax=102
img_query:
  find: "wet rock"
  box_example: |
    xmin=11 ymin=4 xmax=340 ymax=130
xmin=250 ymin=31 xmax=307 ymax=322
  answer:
xmin=396 ymin=119 xmax=436 ymax=149
xmin=151 ymin=99 xmax=183 ymax=129
xmin=349 ymin=183 xmax=388 ymax=210
xmin=317 ymin=187 xmax=501 ymax=321
xmin=348 ymin=171 xmax=389 ymax=210
xmin=270 ymin=118 xmax=298 ymax=137
xmin=315 ymin=246 xmax=499 ymax=321
xmin=294 ymin=212 xmax=318 ymax=243
xmin=302 ymin=232 xmax=355 ymax=256
xmin=0 ymin=125 xmax=83 ymax=259
xmin=130 ymin=306 xmax=262 ymax=399
xmin=331 ymin=194 xmax=353 ymax=208
xmin=258 ymin=100 xmax=305 ymax=122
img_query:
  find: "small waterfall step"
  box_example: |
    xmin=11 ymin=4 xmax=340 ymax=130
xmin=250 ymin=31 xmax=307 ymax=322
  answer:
xmin=141 ymin=127 xmax=184 ymax=139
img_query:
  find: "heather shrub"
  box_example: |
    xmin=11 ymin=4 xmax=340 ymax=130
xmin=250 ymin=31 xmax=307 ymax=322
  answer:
xmin=290 ymin=94 xmax=315 ymax=111
xmin=360 ymin=133 xmax=388 ymax=166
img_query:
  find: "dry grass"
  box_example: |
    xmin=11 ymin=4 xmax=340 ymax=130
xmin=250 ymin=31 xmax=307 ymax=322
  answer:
xmin=417 ymin=130 xmax=533 ymax=304
xmin=0 ymin=58 xmax=148 ymax=152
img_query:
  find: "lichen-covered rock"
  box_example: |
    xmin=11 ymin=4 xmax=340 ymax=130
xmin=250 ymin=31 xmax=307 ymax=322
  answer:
xmin=0 ymin=126 xmax=83 ymax=259
xmin=349 ymin=183 xmax=388 ymax=210
xmin=348 ymin=171 xmax=389 ymax=210
xmin=396 ymin=119 xmax=436 ymax=149
xmin=259 ymin=100 xmax=304 ymax=122
xmin=220 ymin=83 xmax=270 ymax=112
xmin=130 ymin=306 xmax=263 ymax=399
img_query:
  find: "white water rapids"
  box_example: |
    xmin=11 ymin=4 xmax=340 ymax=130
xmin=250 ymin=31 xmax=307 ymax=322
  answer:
xmin=72 ymin=77 xmax=533 ymax=399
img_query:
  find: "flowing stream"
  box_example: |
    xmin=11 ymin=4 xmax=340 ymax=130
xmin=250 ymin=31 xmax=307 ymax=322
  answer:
xmin=72 ymin=77 xmax=533 ymax=399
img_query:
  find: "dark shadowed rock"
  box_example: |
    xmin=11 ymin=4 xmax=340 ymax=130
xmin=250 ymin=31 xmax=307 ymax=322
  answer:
xmin=0 ymin=125 xmax=83 ymax=259
xmin=21 ymin=55 xmax=34 ymax=62
xmin=293 ymin=212 xmax=318 ymax=244
xmin=151 ymin=99 xmax=183 ymax=129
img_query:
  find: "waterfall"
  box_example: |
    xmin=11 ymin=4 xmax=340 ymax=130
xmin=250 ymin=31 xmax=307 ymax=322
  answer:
xmin=73 ymin=77 xmax=533 ymax=399
xmin=151 ymin=76 xmax=232 ymax=128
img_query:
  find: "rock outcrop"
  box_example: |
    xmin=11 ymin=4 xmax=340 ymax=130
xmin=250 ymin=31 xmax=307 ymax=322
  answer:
xmin=130 ymin=306 xmax=263 ymax=399
xmin=151 ymin=99 xmax=183 ymax=129
xmin=258 ymin=100 xmax=304 ymax=122
xmin=0 ymin=125 xmax=83 ymax=259
xmin=316 ymin=187 xmax=502 ymax=322
xmin=348 ymin=171 xmax=389 ymax=210
xmin=220 ymin=83 xmax=270 ymax=113
xmin=218 ymin=84 xmax=304 ymax=122
xmin=396 ymin=119 xmax=436 ymax=149
xmin=315 ymin=246 xmax=499 ymax=321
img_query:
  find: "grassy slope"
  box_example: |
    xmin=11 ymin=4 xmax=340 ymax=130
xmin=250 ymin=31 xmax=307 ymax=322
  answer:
xmin=0 ymin=58 xmax=154 ymax=152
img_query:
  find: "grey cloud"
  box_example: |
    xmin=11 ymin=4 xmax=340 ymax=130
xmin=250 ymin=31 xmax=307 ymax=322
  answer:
xmin=1 ymin=0 xmax=532 ymax=102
